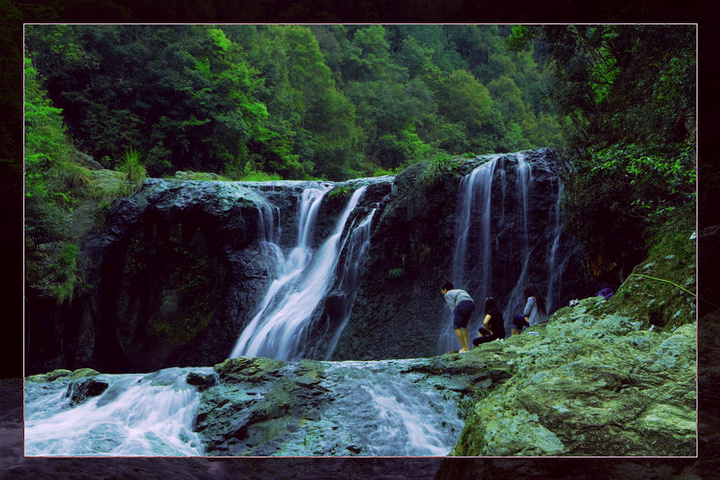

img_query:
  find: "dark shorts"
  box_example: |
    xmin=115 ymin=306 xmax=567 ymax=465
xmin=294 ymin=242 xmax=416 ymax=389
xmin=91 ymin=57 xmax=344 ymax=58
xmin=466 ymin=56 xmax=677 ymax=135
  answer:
xmin=473 ymin=334 xmax=500 ymax=346
xmin=453 ymin=300 xmax=475 ymax=329
xmin=513 ymin=315 xmax=529 ymax=330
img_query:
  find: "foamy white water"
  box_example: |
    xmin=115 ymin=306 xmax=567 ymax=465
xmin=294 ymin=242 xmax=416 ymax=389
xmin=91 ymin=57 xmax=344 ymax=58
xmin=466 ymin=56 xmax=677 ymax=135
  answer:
xmin=231 ymin=186 xmax=369 ymax=360
xmin=24 ymin=367 xmax=209 ymax=456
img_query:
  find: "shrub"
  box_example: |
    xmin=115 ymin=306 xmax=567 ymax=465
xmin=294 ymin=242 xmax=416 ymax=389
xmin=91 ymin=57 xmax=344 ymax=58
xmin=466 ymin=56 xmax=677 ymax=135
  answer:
xmin=418 ymin=153 xmax=458 ymax=191
xmin=119 ymin=148 xmax=147 ymax=184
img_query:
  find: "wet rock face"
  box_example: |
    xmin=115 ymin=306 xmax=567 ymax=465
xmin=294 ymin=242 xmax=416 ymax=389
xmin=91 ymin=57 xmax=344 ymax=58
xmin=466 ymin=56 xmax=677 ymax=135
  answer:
xmin=26 ymin=180 xmax=276 ymax=374
xmin=332 ymin=149 xmax=598 ymax=361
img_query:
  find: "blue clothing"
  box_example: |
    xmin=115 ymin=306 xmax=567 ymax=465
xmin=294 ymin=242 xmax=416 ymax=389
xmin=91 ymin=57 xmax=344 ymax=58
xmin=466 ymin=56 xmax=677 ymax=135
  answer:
xmin=452 ymin=300 xmax=475 ymax=329
xmin=444 ymin=289 xmax=474 ymax=311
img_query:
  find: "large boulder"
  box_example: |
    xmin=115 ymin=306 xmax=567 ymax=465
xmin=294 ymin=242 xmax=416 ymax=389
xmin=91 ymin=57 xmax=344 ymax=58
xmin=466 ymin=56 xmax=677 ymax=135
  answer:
xmin=26 ymin=179 xmax=276 ymax=374
xmin=451 ymin=299 xmax=696 ymax=456
xmin=331 ymin=149 xmax=599 ymax=361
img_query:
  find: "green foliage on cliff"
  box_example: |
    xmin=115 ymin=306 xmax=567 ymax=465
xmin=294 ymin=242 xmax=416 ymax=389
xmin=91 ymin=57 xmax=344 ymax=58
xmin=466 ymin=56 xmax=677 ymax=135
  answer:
xmin=24 ymin=58 xmax=77 ymax=245
xmin=25 ymin=57 xmax=134 ymax=302
xmin=509 ymin=25 xmax=696 ymax=283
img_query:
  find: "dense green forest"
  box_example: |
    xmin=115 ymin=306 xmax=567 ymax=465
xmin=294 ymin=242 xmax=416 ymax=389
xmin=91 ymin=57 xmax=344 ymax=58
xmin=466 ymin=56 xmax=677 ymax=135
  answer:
xmin=24 ymin=24 xmax=565 ymax=181
xmin=24 ymin=24 xmax=695 ymax=290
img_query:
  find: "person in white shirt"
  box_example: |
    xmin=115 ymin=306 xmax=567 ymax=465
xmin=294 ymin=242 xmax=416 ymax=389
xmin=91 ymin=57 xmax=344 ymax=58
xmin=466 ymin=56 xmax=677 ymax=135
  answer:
xmin=511 ymin=284 xmax=548 ymax=335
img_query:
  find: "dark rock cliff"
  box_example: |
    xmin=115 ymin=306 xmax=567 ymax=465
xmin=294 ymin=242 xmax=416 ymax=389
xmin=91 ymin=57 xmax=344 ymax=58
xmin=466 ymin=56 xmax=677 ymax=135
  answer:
xmin=26 ymin=149 xmax=600 ymax=373
xmin=330 ymin=149 xmax=599 ymax=360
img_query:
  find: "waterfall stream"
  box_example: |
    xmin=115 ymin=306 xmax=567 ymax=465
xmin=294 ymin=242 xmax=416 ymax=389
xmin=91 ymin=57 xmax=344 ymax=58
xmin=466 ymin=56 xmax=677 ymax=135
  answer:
xmin=231 ymin=186 xmax=369 ymax=361
xmin=24 ymin=368 xmax=209 ymax=456
xmin=24 ymin=360 xmax=464 ymax=457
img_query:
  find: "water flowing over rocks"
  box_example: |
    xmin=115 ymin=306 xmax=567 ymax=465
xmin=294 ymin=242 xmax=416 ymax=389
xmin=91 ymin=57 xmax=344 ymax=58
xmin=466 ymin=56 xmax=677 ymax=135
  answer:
xmin=332 ymin=148 xmax=597 ymax=360
xmin=26 ymin=148 xmax=599 ymax=374
xmin=192 ymin=354 xmax=506 ymax=456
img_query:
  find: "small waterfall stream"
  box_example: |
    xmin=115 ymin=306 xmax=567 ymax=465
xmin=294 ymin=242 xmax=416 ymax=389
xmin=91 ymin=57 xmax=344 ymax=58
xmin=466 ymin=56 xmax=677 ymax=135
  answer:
xmin=231 ymin=186 xmax=368 ymax=361
xmin=24 ymin=360 xmax=464 ymax=457
xmin=24 ymin=367 xmax=209 ymax=456
xmin=503 ymin=153 xmax=534 ymax=330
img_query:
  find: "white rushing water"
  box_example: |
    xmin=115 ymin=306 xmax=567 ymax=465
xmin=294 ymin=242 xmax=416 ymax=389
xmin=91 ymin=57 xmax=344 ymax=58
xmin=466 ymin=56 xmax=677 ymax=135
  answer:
xmin=546 ymin=179 xmax=564 ymax=313
xmin=319 ymin=208 xmax=377 ymax=359
xmin=286 ymin=359 xmax=465 ymax=456
xmin=25 ymin=361 xmax=463 ymax=457
xmin=231 ymin=186 xmax=369 ymax=361
xmin=503 ymin=153 xmax=534 ymax=330
xmin=24 ymin=367 xmax=209 ymax=456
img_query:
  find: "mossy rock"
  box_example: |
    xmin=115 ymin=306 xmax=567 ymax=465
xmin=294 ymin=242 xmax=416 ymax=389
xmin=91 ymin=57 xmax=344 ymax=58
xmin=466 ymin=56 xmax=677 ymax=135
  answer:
xmin=604 ymin=219 xmax=696 ymax=332
xmin=27 ymin=369 xmax=73 ymax=383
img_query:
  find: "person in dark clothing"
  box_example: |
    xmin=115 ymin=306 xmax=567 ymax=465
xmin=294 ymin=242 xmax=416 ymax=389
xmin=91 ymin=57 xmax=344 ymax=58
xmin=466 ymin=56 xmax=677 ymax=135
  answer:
xmin=473 ymin=297 xmax=505 ymax=346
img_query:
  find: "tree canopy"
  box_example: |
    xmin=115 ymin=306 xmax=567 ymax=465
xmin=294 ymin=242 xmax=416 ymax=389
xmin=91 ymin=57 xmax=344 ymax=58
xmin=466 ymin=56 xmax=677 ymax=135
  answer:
xmin=24 ymin=23 xmax=696 ymax=287
xmin=24 ymin=24 xmax=567 ymax=180
xmin=509 ymin=25 xmax=696 ymax=283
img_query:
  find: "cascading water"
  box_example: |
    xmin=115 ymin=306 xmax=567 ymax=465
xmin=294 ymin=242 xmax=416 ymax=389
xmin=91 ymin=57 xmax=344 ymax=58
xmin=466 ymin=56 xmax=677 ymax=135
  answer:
xmin=443 ymin=152 xmax=566 ymax=351
xmin=230 ymin=186 xmax=369 ymax=361
xmin=503 ymin=153 xmax=534 ymax=331
xmin=24 ymin=367 xmax=209 ymax=456
xmin=315 ymin=208 xmax=377 ymax=360
xmin=439 ymin=156 xmax=500 ymax=353
xmin=546 ymin=179 xmax=564 ymax=312
xmin=277 ymin=359 xmax=465 ymax=456
xmin=24 ymin=360 xmax=464 ymax=457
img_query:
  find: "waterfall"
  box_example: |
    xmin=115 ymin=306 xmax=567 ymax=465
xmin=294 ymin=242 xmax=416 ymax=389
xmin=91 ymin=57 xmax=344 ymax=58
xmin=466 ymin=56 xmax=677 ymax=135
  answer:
xmin=503 ymin=153 xmax=534 ymax=331
xmin=443 ymin=152 xmax=566 ymax=350
xmin=231 ymin=186 xmax=368 ymax=361
xmin=451 ymin=156 xmax=500 ymax=289
xmin=439 ymin=156 xmax=500 ymax=353
xmin=320 ymin=208 xmax=377 ymax=360
xmin=24 ymin=367 xmax=208 ymax=456
xmin=546 ymin=179 xmax=564 ymax=312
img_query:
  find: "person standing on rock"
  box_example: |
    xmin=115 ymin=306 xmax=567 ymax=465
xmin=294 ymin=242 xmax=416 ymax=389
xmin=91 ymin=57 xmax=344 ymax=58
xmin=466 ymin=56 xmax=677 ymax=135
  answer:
xmin=511 ymin=284 xmax=548 ymax=335
xmin=473 ymin=297 xmax=506 ymax=346
xmin=441 ymin=281 xmax=475 ymax=353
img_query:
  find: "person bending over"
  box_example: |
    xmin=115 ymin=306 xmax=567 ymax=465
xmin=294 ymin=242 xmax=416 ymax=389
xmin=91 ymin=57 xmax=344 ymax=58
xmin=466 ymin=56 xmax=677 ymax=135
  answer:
xmin=473 ymin=297 xmax=505 ymax=346
xmin=441 ymin=281 xmax=475 ymax=353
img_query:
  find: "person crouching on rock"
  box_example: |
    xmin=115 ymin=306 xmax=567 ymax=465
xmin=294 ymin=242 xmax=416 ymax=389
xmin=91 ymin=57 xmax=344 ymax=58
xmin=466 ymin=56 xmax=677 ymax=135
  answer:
xmin=441 ymin=281 xmax=474 ymax=353
xmin=473 ymin=297 xmax=505 ymax=346
xmin=511 ymin=284 xmax=548 ymax=335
